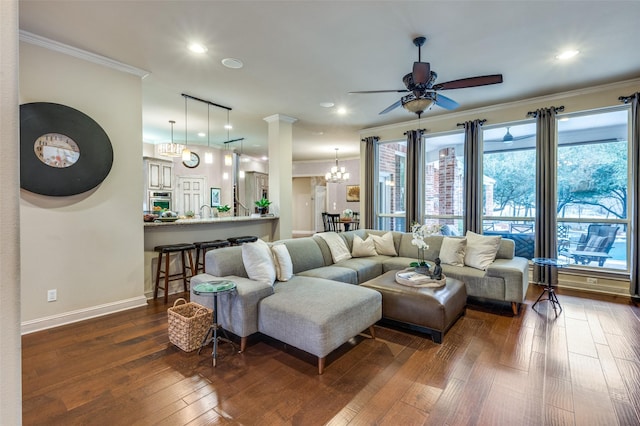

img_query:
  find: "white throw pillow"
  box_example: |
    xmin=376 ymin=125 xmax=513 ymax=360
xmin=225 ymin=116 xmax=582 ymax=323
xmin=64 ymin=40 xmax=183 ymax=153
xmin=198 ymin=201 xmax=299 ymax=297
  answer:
xmin=370 ymin=232 xmax=398 ymax=256
xmin=439 ymin=237 xmax=467 ymax=266
xmin=352 ymin=235 xmax=378 ymax=257
xmin=271 ymin=243 xmax=293 ymax=281
xmin=241 ymin=239 xmax=276 ymax=285
xmin=464 ymin=231 xmax=502 ymax=270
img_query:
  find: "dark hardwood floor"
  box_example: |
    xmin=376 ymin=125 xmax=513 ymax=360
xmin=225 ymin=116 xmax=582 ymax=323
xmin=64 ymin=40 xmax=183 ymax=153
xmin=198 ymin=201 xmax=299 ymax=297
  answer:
xmin=22 ymin=285 xmax=640 ymax=425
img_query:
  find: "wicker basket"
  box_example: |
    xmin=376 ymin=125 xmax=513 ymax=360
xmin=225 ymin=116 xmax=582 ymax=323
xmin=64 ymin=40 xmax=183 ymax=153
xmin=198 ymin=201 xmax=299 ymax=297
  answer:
xmin=167 ymin=298 xmax=213 ymax=352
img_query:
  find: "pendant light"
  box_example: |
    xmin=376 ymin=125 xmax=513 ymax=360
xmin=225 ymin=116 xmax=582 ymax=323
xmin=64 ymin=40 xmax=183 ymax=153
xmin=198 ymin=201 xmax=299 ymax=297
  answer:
xmin=204 ymin=104 xmax=213 ymax=164
xmin=224 ymin=110 xmax=233 ymax=166
xmin=157 ymin=120 xmax=184 ymax=157
xmin=181 ymin=95 xmax=191 ymax=162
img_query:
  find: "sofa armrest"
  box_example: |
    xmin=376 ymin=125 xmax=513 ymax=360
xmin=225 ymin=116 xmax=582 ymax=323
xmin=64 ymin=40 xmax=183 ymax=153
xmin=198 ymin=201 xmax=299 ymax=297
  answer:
xmin=485 ymin=257 xmax=530 ymax=303
xmin=190 ymin=273 xmax=274 ymax=338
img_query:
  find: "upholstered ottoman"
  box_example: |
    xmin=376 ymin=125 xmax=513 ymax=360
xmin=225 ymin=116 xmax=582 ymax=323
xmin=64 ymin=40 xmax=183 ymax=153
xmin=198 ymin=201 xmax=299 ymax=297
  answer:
xmin=258 ymin=276 xmax=382 ymax=374
xmin=361 ymin=270 xmax=466 ymax=343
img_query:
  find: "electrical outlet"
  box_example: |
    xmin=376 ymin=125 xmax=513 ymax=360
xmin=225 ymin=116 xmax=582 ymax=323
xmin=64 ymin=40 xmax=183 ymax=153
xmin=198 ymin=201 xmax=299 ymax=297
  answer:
xmin=586 ymin=277 xmax=598 ymax=284
xmin=47 ymin=289 xmax=57 ymax=302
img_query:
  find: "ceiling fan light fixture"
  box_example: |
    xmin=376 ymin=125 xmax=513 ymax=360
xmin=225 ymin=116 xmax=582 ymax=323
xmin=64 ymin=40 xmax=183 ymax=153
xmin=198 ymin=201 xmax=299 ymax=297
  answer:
xmin=555 ymin=50 xmax=579 ymax=60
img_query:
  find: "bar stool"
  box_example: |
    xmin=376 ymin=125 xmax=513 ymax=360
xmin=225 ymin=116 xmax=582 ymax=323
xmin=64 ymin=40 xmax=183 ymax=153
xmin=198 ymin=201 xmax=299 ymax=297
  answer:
xmin=227 ymin=236 xmax=258 ymax=246
xmin=153 ymin=243 xmax=196 ymax=303
xmin=194 ymin=240 xmax=231 ymax=273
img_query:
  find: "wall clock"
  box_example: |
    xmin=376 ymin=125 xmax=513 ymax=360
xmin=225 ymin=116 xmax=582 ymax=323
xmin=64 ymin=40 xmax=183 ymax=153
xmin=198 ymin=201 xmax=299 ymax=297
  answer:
xmin=182 ymin=152 xmax=200 ymax=168
xmin=20 ymin=102 xmax=113 ymax=196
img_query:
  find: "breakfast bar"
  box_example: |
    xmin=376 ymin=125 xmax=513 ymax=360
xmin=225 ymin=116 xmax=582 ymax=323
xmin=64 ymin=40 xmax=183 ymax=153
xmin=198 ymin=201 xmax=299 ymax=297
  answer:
xmin=143 ymin=216 xmax=278 ymax=296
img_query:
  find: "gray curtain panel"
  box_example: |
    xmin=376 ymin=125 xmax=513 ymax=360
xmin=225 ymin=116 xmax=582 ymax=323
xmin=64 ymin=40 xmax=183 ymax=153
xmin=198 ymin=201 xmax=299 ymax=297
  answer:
xmin=363 ymin=136 xmax=378 ymax=229
xmin=405 ymin=130 xmax=425 ymax=231
xmin=529 ymin=106 xmax=563 ymax=285
xmin=620 ymin=93 xmax=640 ymax=299
xmin=462 ymin=119 xmax=485 ymax=234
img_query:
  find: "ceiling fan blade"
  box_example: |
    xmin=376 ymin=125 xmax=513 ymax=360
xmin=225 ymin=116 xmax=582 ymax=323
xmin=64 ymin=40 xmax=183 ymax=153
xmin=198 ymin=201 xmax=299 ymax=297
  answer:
xmin=349 ymin=89 xmax=408 ymax=94
xmin=433 ymin=74 xmax=503 ymax=91
xmin=412 ymin=62 xmax=430 ymax=84
xmin=434 ymin=94 xmax=459 ymax=110
xmin=379 ymin=100 xmax=402 ymax=115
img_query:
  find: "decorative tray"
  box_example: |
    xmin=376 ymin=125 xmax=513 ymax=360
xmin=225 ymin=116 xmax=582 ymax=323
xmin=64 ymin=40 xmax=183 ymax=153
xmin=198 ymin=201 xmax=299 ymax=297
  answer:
xmin=395 ymin=268 xmax=446 ymax=288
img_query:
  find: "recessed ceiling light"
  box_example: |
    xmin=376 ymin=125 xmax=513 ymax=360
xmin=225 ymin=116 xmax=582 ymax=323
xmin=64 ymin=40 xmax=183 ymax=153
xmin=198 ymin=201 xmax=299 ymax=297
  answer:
xmin=555 ymin=50 xmax=579 ymax=60
xmin=337 ymin=107 xmax=347 ymax=115
xmin=319 ymin=102 xmax=335 ymax=108
xmin=198 ymin=132 xmax=206 ymax=137
xmin=222 ymin=58 xmax=244 ymax=69
xmin=224 ymin=124 xmax=233 ymax=130
xmin=188 ymin=43 xmax=208 ymax=54
xmin=261 ymin=156 xmax=268 ymax=161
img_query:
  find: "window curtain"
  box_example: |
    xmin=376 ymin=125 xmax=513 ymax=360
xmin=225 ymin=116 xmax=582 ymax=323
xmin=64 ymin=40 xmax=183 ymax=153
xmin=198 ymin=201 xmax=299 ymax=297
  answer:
xmin=528 ymin=106 xmax=564 ymax=285
xmin=405 ymin=130 xmax=425 ymax=231
xmin=461 ymin=119 xmax=485 ymax=233
xmin=362 ymin=136 xmax=378 ymax=229
xmin=620 ymin=93 xmax=640 ymax=299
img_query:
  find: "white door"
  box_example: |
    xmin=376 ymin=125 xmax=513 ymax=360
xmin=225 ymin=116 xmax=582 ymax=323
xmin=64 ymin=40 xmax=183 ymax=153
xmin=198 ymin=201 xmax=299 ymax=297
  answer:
xmin=314 ymin=185 xmax=327 ymax=232
xmin=177 ymin=176 xmax=205 ymax=215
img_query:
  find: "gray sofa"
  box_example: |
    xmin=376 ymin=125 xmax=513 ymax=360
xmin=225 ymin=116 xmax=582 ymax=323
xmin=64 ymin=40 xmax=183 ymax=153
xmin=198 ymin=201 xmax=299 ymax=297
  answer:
xmin=191 ymin=229 xmax=529 ymax=373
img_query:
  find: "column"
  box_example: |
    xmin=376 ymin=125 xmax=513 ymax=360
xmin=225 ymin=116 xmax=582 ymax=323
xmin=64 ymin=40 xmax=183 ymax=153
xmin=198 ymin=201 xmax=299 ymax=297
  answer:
xmin=263 ymin=114 xmax=297 ymax=240
xmin=1 ymin=1 xmax=22 ymax=423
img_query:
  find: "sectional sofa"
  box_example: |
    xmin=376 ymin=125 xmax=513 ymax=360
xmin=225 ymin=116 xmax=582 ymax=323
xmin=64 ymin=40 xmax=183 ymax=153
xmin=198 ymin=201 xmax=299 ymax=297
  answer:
xmin=191 ymin=228 xmax=529 ymax=373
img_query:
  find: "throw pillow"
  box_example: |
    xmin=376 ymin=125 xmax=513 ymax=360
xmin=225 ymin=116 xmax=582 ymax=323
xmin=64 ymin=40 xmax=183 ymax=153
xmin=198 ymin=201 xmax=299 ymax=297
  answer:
xmin=241 ymin=239 xmax=276 ymax=285
xmin=352 ymin=235 xmax=378 ymax=257
xmin=271 ymin=243 xmax=293 ymax=281
xmin=439 ymin=237 xmax=467 ymax=266
xmin=464 ymin=231 xmax=502 ymax=270
xmin=370 ymin=232 xmax=398 ymax=256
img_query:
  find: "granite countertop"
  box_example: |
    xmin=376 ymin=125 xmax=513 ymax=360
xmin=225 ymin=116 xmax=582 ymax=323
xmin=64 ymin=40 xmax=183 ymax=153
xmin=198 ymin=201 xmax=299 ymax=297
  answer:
xmin=143 ymin=215 xmax=278 ymax=227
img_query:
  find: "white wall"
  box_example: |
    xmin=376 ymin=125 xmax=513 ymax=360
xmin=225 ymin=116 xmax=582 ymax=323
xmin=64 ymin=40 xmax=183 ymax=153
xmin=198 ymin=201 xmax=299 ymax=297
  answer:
xmin=19 ymin=42 xmax=146 ymax=330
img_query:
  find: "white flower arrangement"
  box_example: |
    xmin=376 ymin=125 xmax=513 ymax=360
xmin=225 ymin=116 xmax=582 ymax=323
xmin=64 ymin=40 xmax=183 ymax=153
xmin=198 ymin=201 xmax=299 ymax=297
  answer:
xmin=410 ymin=223 xmax=441 ymax=267
xmin=342 ymin=208 xmax=353 ymax=218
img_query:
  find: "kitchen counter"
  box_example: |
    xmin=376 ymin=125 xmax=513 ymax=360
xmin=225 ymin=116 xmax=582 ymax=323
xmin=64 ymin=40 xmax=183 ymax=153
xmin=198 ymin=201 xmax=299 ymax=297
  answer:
xmin=143 ymin=215 xmax=279 ymax=296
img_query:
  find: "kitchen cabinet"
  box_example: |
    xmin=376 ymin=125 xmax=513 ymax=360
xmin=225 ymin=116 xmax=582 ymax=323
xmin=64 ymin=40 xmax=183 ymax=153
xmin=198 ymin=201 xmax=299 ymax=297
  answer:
xmin=144 ymin=157 xmax=173 ymax=190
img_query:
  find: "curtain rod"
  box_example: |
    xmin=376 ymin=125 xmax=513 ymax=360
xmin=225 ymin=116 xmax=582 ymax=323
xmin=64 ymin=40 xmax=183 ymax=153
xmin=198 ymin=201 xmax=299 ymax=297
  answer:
xmin=619 ymin=92 xmax=640 ymax=104
xmin=456 ymin=119 xmax=487 ymax=127
xmin=526 ymin=105 xmax=564 ymax=117
xmin=403 ymin=128 xmax=426 ymax=136
xmin=181 ymin=93 xmax=232 ymax=111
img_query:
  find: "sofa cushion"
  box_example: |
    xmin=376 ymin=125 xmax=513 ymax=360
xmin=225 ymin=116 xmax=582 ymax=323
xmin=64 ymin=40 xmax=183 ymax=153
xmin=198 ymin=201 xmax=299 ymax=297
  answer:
xmin=316 ymin=232 xmax=352 ymax=262
xmin=369 ymin=232 xmax=398 ymax=256
xmin=352 ymin=235 xmax=377 ymax=257
xmin=271 ymin=243 xmax=293 ymax=281
xmin=242 ymin=239 xmax=276 ymax=285
xmin=298 ymin=266 xmax=358 ymax=284
xmin=335 ymin=256 xmax=385 ymax=283
xmin=464 ymin=231 xmax=502 ymax=270
xmin=280 ymin=238 xmax=327 ymax=273
xmin=439 ymin=237 xmax=466 ymax=266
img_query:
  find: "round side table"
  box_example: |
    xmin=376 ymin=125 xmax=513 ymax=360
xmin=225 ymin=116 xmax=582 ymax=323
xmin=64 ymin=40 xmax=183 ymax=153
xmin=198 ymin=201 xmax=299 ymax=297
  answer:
xmin=193 ymin=280 xmax=237 ymax=366
xmin=531 ymin=257 xmax=568 ymax=315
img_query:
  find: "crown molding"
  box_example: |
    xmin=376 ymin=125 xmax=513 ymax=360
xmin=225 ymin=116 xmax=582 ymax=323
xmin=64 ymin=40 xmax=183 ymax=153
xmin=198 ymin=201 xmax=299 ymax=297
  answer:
xmin=19 ymin=30 xmax=150 ymax=78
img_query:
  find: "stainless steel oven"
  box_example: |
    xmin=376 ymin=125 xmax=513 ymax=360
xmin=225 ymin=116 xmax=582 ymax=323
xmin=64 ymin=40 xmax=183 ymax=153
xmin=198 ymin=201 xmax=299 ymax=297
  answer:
xmin=149 ymin=191 xmax=172 ymax=212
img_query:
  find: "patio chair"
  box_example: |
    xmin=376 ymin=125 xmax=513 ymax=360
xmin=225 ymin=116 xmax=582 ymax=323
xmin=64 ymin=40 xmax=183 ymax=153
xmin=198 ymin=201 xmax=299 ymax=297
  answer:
xmin=567 ymin=224 xmax=619 ymax=267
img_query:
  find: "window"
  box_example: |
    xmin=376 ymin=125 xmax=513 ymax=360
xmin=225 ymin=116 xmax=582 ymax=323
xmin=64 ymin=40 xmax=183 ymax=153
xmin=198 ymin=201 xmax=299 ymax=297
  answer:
xmin=423 ymin=131 xmax=465 ymax=234
xmin=556 ymin=109 xmax=629 ymax=271
xmin=482 ymin=122 xmax=537 ymax=258
xmin=376 ymin=141 xmax=406 ymax=231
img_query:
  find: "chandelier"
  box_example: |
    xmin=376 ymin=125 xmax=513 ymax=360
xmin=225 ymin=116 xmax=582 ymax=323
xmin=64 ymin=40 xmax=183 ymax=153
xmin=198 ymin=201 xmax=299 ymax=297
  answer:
xmin=325 ymin=148 xmax=350 ymax=183
xmin=157 ymin=120 xmax=185 ymax=157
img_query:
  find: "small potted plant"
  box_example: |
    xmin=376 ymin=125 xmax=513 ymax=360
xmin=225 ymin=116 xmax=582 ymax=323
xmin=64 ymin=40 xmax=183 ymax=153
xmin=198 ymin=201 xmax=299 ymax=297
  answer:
xmin=184 ymin=210 xmax=195 ymax=219
xmin=255 ymin=197 xmax=272 ymax=215
xmin=216 ymin=204 xmax=231 ymax=217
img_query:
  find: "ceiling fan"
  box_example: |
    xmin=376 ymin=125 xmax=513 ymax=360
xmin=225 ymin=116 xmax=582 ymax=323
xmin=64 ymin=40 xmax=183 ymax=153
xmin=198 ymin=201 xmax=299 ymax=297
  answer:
xmin=350 ymin=36 xmax=503 ymax=117
xmin=485 ymin=127 xmax=533 ymax=144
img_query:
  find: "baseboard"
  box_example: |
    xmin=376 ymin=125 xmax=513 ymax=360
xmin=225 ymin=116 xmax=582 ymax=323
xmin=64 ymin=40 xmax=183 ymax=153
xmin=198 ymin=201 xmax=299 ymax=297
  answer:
xmin=21 ymin=296 xmax=148 ymax=335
